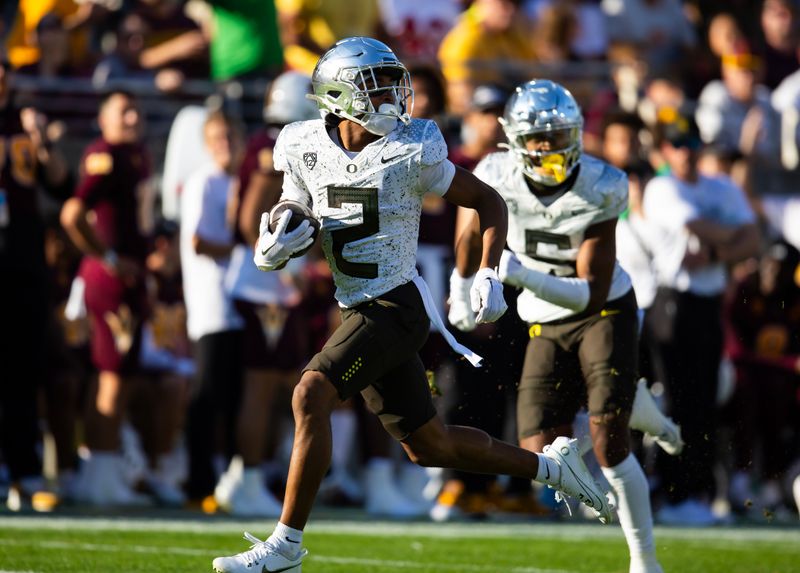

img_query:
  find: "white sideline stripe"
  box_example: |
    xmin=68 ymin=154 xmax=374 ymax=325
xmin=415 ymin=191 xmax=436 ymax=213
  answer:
xmin=0 ymin=516 xmax=798 ymax=544
xmin=0 ymin=539 xmax=579 ymax=573
xmin=0 ymin=570 xmax=39 ymax=573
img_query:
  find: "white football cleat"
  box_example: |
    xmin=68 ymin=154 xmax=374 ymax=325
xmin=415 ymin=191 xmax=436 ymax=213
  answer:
xmin=629 ymin=379 xmax=684 ymax=456
xmin=213 ymin=532 xmax=306 ymax=573
xmin=543 ymin=436 xmax=613 ymax=524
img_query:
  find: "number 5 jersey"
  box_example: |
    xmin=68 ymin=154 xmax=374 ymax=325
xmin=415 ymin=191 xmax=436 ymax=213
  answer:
xmin=273 ymin=117 xmax=455 ymax=308
xmin=474 ymin=152 xmax=633 ymax=324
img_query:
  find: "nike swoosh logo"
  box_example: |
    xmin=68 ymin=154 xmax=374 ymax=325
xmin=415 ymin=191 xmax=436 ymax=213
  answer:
xmin=381 ymin=154 xmax=404 ymax=163
xmin=544 ymin=464 xmax=550 ymax=481
xmin=262 ymin=564 xmax=298 ymax=573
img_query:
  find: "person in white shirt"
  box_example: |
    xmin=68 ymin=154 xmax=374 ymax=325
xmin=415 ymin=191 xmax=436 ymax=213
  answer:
xmin=643 ymin=113 xmax=760 ymax=526
xmin=180 ymin=111 xmax=245 ymax=506
xmin=213 ymin=37 xmax=611 ymax=573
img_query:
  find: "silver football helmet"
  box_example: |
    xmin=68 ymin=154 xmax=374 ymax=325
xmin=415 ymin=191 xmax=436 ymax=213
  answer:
xmin=499 ymin=79 xmax=583 ymax=186
xmin=264 ymin=71 xmax=318 ymax=125
xmin=309 ymin=37 xmax=413 ymax=135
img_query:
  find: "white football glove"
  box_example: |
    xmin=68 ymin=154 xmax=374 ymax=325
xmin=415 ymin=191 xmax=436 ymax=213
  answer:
xmin=448 ymin=269 xmax=477 ymax=332
xmin=470 ymin=267 xmax=507 ymax=324
xmin=498 ymin=249 xmax=526 ymax=288
xmin=253 ymin=210 xmax=315 ymax=271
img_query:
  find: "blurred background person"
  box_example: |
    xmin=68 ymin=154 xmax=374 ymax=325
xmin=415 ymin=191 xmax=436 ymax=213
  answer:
xmin=377 ymin=0 xmax=461 ymax=64
xmin=134 ymin=217 xmax=191 ymax=507
xmin=60 ymin=90 xmax=152 ymax=506
xmin=642 ymin=114 xmax=760 ymax=525
xmin=438 ymin=0 xmax=536 ymax=115
xmin=695 ymin=42 xmax=780 ymax=201
xmin=180 ymin=110 xmax=245 ymax=509
xmin=601 ymin=0 xmax=696 ymax=77
xmin=723 ymin=240 xmax=800 ymax=518
xmin=277 ymin=0 xmax=383 ymax=75
xmin=756 ymin=0 xmax=799 ymax=90
xmin=0 ymin=53 xmax=72 ymax=511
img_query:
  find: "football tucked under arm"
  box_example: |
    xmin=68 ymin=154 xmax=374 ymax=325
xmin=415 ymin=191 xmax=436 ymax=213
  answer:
xmin=253 ymin=202 xmax=319 ymax=271
xmin=267 ymin=200 xmax=320 ymax=258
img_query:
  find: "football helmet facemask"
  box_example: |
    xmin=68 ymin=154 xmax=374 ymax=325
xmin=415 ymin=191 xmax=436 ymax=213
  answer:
xmin=309 ymin=36 xmax=413 ymax=136
xmin=499 ymin=79 xmax=583 ymax=186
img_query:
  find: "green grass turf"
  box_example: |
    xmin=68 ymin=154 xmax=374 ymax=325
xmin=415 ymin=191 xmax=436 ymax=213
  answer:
xmin=0 ymin=516 xmax=798 ymax=573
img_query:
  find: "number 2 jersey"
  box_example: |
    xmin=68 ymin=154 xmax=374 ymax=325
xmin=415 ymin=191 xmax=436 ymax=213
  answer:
xmin=273 ymin=118 xmax=454 ymax=308
xmin=474 ymin=152 xmax=632 ymax=324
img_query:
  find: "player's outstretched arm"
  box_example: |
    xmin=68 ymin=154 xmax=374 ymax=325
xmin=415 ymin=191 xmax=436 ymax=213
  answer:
xmin=499 ymin=218 xmax=617 ymax=314
xmin=444 ymin=166 xmax=508 ymax=324
xmin=445 ymin=166 xmax=508 ymax=271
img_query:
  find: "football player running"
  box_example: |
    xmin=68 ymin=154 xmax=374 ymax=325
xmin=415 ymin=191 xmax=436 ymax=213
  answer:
xmin=213 ymin=39 xmax=611 ymax=573
xmin=451 ymin=80 xmax=663 ymax=573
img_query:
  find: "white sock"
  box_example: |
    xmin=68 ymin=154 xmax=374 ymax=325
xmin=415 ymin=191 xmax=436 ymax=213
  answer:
xmin=269 ymin=522 xmax=304 ymax=557
xmin=330 ymin=409 xmax=357 ymax=474
xmin=534 ymin=453 xmax=560 ymax=487
xmin=601 ymin=454 xmax=656 ymax=561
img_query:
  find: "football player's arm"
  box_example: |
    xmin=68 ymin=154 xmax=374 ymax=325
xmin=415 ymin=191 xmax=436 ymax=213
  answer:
xmin=576 ymin=218 xmax=618 ymax=314
xmin=444 ymin=166 xmax=508 ymax=272
xmin=498 ymin=219 xmax=616 ymax=314
xmin=453 ymin=206 xmax=483 ymax=277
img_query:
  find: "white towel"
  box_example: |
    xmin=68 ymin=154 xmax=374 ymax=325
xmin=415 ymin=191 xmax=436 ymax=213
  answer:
xmin=412 ymin=276 xmax=482 ymax=367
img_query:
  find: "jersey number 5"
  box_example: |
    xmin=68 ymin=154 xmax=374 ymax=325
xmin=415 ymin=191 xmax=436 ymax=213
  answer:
xmin=327 ymin=186 xmax=379 ymax=279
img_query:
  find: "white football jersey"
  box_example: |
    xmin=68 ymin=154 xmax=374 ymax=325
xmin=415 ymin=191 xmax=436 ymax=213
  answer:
xmin=274 ymin=118 xmax=453 ymax=307
xmin=474 ymin=152 xmax=632 ymax=323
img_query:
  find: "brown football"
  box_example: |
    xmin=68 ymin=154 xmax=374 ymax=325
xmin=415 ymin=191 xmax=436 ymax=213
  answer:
xmin=268 ymin=200 xmax=320 ymax=257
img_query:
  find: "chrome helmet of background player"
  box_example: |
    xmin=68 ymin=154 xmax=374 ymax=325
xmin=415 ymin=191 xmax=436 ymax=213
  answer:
xmin=308 ymin=36 xmax=413 ymax=136
xmin=264 ymin=71 xmax=319 ymax=125
xmin=499 ymin=79 xmax=583 ymax=186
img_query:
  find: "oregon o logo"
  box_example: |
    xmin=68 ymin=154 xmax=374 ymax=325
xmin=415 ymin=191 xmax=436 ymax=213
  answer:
xmin=346 ymin=164 xmax=357 ymax=173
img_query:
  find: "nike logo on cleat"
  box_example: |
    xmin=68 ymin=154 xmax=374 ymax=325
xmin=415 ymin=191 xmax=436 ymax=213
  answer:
xmin=262 ymin=566 xmax=297 ymax=573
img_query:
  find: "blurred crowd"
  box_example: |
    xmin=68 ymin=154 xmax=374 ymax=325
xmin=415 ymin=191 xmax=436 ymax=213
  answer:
xmin=1 ymin=0 xmax=799 ymax=527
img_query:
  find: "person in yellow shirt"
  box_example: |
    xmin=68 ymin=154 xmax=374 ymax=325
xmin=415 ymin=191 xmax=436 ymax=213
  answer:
xmin=276 ymin=0 xmax=384 ymax=74
xmin=5 ymin=0 xmax=89 ymax=69
xmin=438 ymin=0 xmax=536 ymax=115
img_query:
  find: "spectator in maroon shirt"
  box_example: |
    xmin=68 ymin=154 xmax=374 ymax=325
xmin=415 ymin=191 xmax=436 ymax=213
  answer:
xmin=724 ymin=240 xmax=800 ymax=514
xmin=60 ymin=90 xmax=153 ymax=507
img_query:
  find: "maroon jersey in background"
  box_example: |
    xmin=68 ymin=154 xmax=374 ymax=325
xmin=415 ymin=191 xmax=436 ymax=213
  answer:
xmin=75 ymin=138 xmax=151 ymax=262
xmin=235 ymin=127 xmax=280 ymax=244
xmin=74 ymin=137 xmax=151 ymax=373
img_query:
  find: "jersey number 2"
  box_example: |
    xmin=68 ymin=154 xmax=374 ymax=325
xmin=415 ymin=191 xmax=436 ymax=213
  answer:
xmin=328 ymin=186 xmax=379 ymax=279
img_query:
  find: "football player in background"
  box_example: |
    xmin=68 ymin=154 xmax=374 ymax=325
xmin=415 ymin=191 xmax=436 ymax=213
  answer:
xmin=60 ymin=90 xmax=152 ymax=506
xmin=452 ymin=80 xmax=663 ymax=573
xmin=213 ymin=38 xmax=612 ymax=573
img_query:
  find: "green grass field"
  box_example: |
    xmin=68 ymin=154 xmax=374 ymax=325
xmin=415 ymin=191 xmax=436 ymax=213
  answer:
xmin=0 ymin=514 xmax=798 ymax=573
